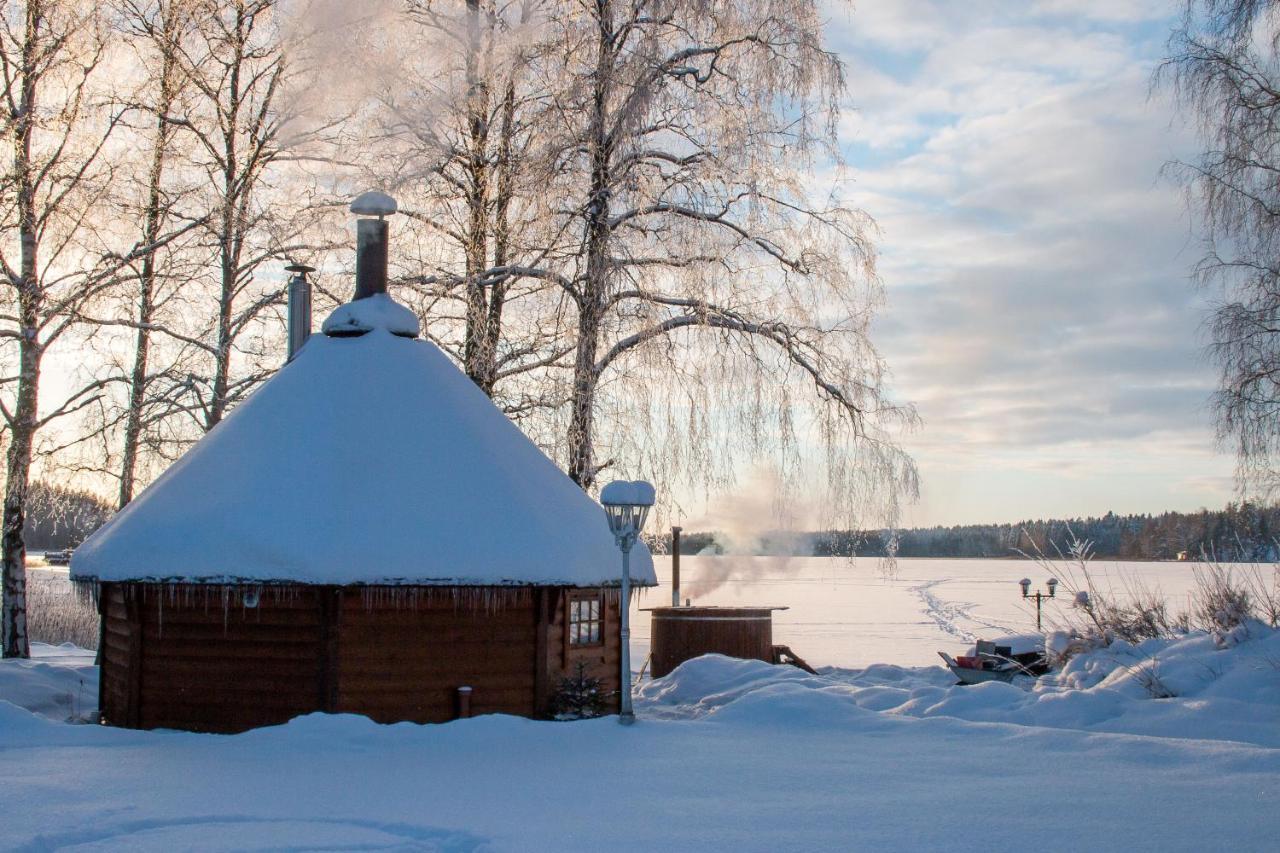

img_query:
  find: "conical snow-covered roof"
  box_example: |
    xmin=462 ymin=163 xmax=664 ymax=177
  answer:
xmin=72 ymin=295 xmax=655 ymax=587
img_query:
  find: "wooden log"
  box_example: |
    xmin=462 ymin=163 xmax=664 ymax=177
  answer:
xmin=125 ymin=586 xmax=143 ymax=728
xmin=319 ymin=587 xmax=339 ymax=713
xmin=533 ymin=588 xmax=551 ymax=716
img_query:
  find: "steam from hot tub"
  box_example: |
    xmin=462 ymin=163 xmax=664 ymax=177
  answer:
xmin=679 ymin=471 xmax=818 ymax=599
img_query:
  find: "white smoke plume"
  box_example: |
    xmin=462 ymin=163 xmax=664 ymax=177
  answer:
xmin=680 ymin=468 xmax=817 ymax=600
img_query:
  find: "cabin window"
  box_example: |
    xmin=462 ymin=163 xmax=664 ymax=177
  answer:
xmin=568 ymin=595 xmax=603 ymax=646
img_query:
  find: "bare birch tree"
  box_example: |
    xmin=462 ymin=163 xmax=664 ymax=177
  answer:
xmin=1161 ymin=1 xmax=1280 ymax=496
xmin=107 ymin=0 xmax=203 ymax=506
xmin=163 ymin=0 xmax=325 ymax=432
xmin=503 ymin=0 xmax=917 ymax=527
xmin=0 ymin=0 xmax=176 ymax=656
xmin=371 ymin=1 xmax=574 ymax=408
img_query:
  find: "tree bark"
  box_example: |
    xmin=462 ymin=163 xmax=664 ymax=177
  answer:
xmin=120 ymin=30 xmax=180 ymax=507
xmin=477 ymin=75 xmax=517 ymax=395
xmin=206 ymin=3 xmax=247 ymax=431
xmin=566 ymin=2 xmax=615 ymax=490
xmin=2 ymin=0 xmax=42 ymax=659
xmin=462 ymin=0 xmax=493 ymax=391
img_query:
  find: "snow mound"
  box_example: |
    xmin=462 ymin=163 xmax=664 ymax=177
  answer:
xmin=0 ymin=642 xmax=98 ymax=723
xmin=637 ymin=625 xmax=1280 ymax=747
xmin=636 ymin=654 xmax=822 ymax=719
xmin=320 ymin=293 xmax=421 ymax=338
xmin=3 ymin=641 xmax=1279 ymax=850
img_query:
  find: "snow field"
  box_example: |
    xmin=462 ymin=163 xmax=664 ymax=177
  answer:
xmin=3 ymin=625 xmax=1279 ymax=852
xmin=3 ymin=557 xmax=1277 ymax=850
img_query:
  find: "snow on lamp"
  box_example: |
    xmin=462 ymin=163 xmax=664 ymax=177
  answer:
xmin=1019 ymin=577 xmax=1057 ymax=631
xmin=600 ymin=479 xmax=655 ymax=725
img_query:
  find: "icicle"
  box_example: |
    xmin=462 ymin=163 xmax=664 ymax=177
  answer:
xmin=72 ymin=579 xmax=100 ymax=610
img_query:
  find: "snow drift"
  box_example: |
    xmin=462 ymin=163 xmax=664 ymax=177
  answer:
xmin=2 ymin=634 xmax=1278 ymax=852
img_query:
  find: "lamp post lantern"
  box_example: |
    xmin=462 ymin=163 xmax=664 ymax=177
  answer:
xmin=601 ymin=479 xmax=656 ymax=725
xmin=1019 ymin=577 xmax=1058 ymax=630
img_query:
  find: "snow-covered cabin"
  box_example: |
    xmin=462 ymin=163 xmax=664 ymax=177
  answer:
xmin=71 ymin=195 xmax=655 ymax=733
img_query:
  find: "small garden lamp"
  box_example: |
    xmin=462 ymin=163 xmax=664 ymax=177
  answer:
xmin=1019 ymin=577 xmax=1058 ymax=630
xmin=601 ymin=479 xmax=656 ymax=725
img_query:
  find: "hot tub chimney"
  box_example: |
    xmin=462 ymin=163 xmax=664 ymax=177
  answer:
xmin=350 ymin=190 xmax=398 ymax=300
xmin=285 ymin=263 xmax=314 ymax=362
xmin=671 ymin=526 xmax=682 ymax=607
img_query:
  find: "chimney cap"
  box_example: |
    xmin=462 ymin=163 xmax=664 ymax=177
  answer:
xmin=350 ymin=190 xmax=398 ymax=218
xmin=285 ymin=263 xmax=315 ymax=274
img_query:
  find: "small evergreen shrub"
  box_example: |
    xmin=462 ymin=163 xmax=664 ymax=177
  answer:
xmin=552 ymin=661 xmax=605 ymax=720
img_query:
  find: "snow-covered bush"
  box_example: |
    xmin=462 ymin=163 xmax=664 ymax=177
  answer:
xmin=1025 ymin=535 xmax=1173 ymax=653
xmin=1183 ymin=558 xmax=1280 ymax=648
xmin=1192 ymin=561 xmax=1255 ymax=638
xmin=1023 ymin=531 xmax=1280 ymax=662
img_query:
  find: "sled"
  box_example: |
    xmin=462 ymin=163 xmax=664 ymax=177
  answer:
xmin=939 ymin=636 xmax=1050 ymax=685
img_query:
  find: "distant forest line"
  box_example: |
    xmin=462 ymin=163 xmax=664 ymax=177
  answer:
xmin=22 ymin=483 xmax=1280 ymax=564
xmin=666 ymin=503 xmax=1280 ymax=562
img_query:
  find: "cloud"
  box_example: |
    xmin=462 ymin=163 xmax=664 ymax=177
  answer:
xmin=831 ymin=1 xmax=1235 ymax=522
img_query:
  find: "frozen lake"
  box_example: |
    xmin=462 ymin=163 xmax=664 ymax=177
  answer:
xmin=630 ymin=556 xmax=1209 ymax=668
xmin=29 ymin=556 xmax=1218 ymax=670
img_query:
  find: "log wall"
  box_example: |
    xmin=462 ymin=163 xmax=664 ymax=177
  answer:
xmin=97 ymin=583 xmax=627 ymax=732
xmin=541 ymin=589 xmax=624 ymax=715
xmin=336 ymin=593 xmax=537 ymax=723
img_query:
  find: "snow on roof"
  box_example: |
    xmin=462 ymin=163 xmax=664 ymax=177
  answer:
xmin=320 ymin=293 xmax=420 ymax=338
xmin=72 ymin=305 xmax=655 ymax=587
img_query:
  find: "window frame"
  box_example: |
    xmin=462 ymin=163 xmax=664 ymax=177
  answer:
xmin=566 ymin=592 xmax=605 ymax=648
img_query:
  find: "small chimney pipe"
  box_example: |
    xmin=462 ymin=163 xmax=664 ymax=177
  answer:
xmin=456 ymin=685 xmax=473 ymax=719
xmin=354 ymin=218 xmax=389 ymax=300
xmin=671 ymin=526 xmax=682 ymax=607
xmin=285 ymin=263 xmax=314 ymax=362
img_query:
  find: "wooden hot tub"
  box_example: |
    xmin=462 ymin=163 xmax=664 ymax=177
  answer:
xmin=646 ymin=605 xmax=788 ymax=678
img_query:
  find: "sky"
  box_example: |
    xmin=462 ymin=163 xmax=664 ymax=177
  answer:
xmin=30 ymin=1 xmax=1234 ymax=534
xmin=817 ymin=0 xmax=1236 ymax=527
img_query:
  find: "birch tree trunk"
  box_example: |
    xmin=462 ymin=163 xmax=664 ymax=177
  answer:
xmin=2 ymin=0 xmax=120 ymax=656
xmin=461 ymin=0 xmax=493 ymax=389
xmin=2 ymin=0 xmax=45 ymax=658
xmin=1 ymin=1 xmax=194 ymax=653
xmin=566 ymin=6 xmax=616 ymax=489
xmin=119 ymin=6 xmax=183 ymax=507
xmin=478 ymin=76 xmax=518 ymax=396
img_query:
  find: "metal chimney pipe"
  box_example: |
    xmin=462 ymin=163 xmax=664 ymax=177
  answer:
xmin=671 ymin=526 xmax=682 ymax=607
xmin=285 ymin=264 xmax=314 ymax=362
xmin=349 ymin=191 xmax=398 ymax=301
xmin=354 ymin=218 xmax=388 ymax=300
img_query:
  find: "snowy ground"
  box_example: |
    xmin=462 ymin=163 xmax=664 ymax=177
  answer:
xmin=2 ymin=559 xmax=1278 ymax=850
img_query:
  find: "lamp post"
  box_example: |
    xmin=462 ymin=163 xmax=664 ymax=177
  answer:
xmin=601 ymin=479 xmax=655 ymax=725
xmin=1019 ymin=577 xmax=1058 ymax=630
